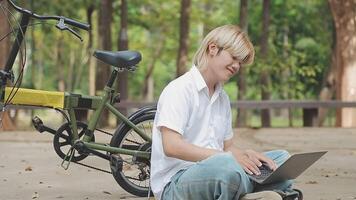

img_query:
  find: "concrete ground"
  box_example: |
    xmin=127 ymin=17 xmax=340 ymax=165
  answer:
xmin=1 ymin=128 xmax=356 ymax=200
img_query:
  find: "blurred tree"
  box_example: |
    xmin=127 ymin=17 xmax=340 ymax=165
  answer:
xmin=75 ymin=2 xmax=96 ymax=122
xmin=328 ymin=0 xmax=356 ymax=127
xmin=86 ymin=3 xmax=96 ymax=96
xmin=260 ymin=0 xmax=271 ymax=127
xmin=124 ymin=0 xmax=178 ymax=101
xmin=0 ymin=0 xmax=340 ymax=128
xmin=117 ymin=0 xmax=129 ymax=118
xmin=176 ymin=0 xmax=191 ymax=77
xmin=96 ymin=0 xmax=113 ymax=127
xmin=0 ymin=0 xmax=16 ymax=131
xmin=236 ymin=0 xmax=248 ymax=127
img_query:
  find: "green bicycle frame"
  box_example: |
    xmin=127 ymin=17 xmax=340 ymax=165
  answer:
xmin=64 ymin=72 xmax=152 ymax=159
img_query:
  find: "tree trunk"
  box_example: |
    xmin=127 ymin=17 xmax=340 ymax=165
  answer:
xmin=317 ymin=43 xmax=337 ymax=126
xmin=87 ymin=4 xmax=96 ymax=97
xmin=260 ymin=0 xmax=271 ymax=127
xmin=176 ymin=0 xmax=191 ymax=77
xmin=328 ymin=0 xmax=356 ymax=127
xmin=0 ymin=1 xmax=16 ymax=131
xmin=77 ymin=4 xmax=95 ymax=122
xmin=142 ymin=32 xmax=165 ymax=101
xmin=67 ymin=50 xmax=75 ymax=92
xmin=56 ymin=36 xmax=66 ymax=92
xmin=282 ymin=26 xmax=293 ymax=127
xmin=96 ymin=0 xmax=113 ymax=127
xmin=117 ymin=0 xmax=129 ymax=119
xmin=236 ymin=0 xmax=248 ymax=128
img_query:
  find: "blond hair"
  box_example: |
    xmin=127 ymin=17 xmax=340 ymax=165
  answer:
xmin=193 ymin=25 xmax=255 ymax=68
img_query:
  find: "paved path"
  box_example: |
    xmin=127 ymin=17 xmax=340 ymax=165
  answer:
xmin=1 ymin=128 xmax=356 ymax=200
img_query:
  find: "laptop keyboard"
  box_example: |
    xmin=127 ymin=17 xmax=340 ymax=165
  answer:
xmin=250 ymin=164 xmax=273 ymax=181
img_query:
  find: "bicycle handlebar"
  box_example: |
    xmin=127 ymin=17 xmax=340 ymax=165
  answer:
xmin=7 ymin=0 xmax=90 ymax=31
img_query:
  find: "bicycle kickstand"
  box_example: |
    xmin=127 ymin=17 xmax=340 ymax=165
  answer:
xmin=61 ymin=147 xmax=75 ymax=170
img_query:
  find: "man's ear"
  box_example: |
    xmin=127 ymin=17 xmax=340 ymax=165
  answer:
xmin=208 ymin=43 xmax=219 ymax=57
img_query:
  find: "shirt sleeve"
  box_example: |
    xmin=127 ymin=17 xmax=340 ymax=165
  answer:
xmin=155 ymin=84 xmax=190 ymax=136
xmin=224 ymin=97 xmax=234 ymax=141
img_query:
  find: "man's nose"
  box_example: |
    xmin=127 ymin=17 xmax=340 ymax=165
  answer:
xmin=231 ymin=62 xmax=240 ymax=71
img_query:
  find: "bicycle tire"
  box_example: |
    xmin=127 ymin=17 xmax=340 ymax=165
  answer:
xmin=110 ymin=112 xmax=155 ymax=197
xmin=115 ymin=105 xmax=156 ymax=137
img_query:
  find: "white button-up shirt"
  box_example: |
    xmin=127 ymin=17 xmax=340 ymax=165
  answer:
xmin=150 ymin=66 xmax=234 ymax=199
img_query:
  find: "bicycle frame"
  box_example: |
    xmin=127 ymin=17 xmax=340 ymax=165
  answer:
xmin=65 ymin=78 xmax=152 ymax=160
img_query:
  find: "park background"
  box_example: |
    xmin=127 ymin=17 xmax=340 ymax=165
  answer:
xmin=0 ymin=0 xmax=355 ymax=130
xmin=1 ymin=1 xmax=356 ymax=200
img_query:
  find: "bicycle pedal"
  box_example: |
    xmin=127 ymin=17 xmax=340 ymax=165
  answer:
xmin=110 ymin=154 xmax=123 ymax=175
xmin=32 ymin=116 xmax=45 ymax=133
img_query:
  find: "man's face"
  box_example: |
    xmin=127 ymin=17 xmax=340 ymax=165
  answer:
xmin=209 ymin=48 xmax=241 ymax=82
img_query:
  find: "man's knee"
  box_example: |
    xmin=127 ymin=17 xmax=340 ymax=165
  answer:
xmin=266 ymin=149 xmax=290 ymax=166
xmin=279 ymin=150 xmax=290 ymax=158
xmin=277 ymin=150 xmax=290 ymax=164
xmin=204 ymin=152 xmax=239 ymax=169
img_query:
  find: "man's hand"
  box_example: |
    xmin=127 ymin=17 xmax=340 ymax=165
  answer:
xmin=238 ymin=149 xmax=277 ymax=175
xmin=223 ymin=140 xmax=277 ymax=175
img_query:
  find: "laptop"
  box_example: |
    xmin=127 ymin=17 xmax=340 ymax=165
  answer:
xmin=248 ymin=151 xmax=327 ymax=184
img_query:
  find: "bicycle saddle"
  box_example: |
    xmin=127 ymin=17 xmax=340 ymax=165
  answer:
xmin=93 ymin=50 xmax=142 ymax=69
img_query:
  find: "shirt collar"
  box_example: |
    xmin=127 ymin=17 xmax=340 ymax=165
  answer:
xmin=191 ymin=65 xmax=207 ymax=91
xmin=191 ymin=65 xmax=223 ymax=95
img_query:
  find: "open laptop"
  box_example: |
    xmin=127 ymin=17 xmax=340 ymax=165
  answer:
xmin=248 ymin=151 xmax=327 ymax=184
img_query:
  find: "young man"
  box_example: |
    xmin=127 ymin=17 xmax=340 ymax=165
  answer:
xmin=150 ymin=25 xmax=292 ymax=200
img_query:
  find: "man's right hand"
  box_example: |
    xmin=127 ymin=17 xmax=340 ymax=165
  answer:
xmin=234 ymin=149 xmax=277 ymax=175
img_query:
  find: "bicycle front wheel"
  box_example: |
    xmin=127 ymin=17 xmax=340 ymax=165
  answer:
xmin=109 ymin=112 xmax=155 ymax=197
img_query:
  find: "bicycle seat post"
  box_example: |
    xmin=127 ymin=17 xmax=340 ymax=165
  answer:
xmin=106 ymin=68 xmax=120 ymax=88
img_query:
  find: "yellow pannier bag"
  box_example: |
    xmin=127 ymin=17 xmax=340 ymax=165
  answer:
xmin=4 ymin=87 xmax=65 ymax=109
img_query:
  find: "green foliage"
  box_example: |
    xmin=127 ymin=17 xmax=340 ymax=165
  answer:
xmin=9 ymin=0 xmax=333 ymax=102
xmin=239 ymin=0 xmax=333 ymax=101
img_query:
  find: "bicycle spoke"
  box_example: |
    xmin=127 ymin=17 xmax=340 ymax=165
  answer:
xmin=59 ymin=133 xmax=70 ymax=140
xmin=125 ymin=138 xmax=141 ymax=145
xmin=128 ymin=130 xmax=142 ymax=144
xmin=59 ymin=141 xmax=70 ymax=147
xmin=125 ymin=175 xmax=141 ymax=181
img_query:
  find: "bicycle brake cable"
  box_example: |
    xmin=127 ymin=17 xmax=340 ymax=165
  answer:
xmin=0 ymin=2 xmax=27 ymax=109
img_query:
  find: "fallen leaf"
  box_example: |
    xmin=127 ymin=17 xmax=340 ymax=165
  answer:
xmin=32 ymin=192 xmax=39 ymax=199
xmin=102 ymin=191 xmax=112 ymax=195
xmin=25 ymin=166 xmax=32 ymax=171
xmin=305 ymin=180 xmax=318 ymax=184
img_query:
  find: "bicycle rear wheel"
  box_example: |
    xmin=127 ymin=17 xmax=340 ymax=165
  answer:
xmin=109 ymin=112 xmax=155 ymax=197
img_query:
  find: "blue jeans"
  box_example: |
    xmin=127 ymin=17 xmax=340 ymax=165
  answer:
xmin=161 ymin=150 xmax=293 ymax=200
